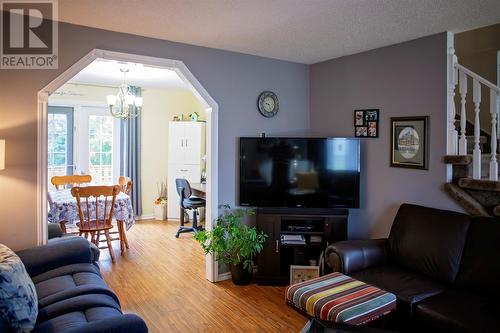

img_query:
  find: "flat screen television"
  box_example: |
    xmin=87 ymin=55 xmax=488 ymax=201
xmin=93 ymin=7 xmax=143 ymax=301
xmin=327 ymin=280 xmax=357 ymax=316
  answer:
xmin=239 ymin=137 xmax=360 ymax=208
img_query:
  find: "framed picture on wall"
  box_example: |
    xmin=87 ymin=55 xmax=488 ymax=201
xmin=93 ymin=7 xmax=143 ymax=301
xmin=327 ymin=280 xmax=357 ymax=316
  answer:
xmin=390 ymin=116 xmax=429 ymax=169
xmin=354 ymin=109 xmax=379 ymax=138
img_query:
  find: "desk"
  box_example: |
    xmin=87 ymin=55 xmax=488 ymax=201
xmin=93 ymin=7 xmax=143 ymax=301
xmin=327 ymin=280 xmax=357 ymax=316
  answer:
xmin=180 ymin=182 xmax=206 ymax=226
xmin=190 ymin=182 xmax=206 ymax=199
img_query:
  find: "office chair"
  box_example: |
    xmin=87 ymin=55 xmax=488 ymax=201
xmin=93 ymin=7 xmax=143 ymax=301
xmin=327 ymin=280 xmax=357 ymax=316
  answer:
xmin=175 ymin=178 xmax=206 ymax=238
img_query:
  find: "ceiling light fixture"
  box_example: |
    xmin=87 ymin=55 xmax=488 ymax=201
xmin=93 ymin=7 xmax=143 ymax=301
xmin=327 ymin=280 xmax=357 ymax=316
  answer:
xmin=106 ymin=68 xmax=143 ymax=119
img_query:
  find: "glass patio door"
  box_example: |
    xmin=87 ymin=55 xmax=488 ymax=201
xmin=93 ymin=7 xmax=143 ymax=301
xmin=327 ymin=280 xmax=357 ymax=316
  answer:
xmin=76 ymin=106 xmax=121 ymax=185
xmin=47 ymin=106 xmax=74 ymax=188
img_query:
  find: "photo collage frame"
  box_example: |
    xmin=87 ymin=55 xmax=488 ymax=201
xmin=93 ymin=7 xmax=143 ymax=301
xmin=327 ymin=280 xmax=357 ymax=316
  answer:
xmin=354 ymin=109 xmax=379 ymax=138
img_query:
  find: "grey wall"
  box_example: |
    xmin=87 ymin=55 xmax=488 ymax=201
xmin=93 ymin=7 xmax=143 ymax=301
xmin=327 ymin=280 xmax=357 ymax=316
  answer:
xmin=310 ymin=33 xmax=462 ymax=239
xmin=0 ymin=22 xmax=309 ymax=250
xmin=0 ymin=21 xmax=466 ymax=249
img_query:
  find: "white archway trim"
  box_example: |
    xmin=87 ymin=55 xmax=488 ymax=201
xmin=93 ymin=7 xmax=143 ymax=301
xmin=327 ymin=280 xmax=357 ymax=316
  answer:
xmin=37 ymin=49 xmax=220 ymax=282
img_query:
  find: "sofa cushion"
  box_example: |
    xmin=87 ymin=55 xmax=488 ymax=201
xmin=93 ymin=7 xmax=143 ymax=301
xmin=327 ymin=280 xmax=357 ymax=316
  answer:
xmin=351 ymin=265 xmax=447 ymax=314
xmin=33 ymin=313 xmax=148 ymax=333
xmin=388 ymin=204 xmax=470 ymax=283
xmin=31 ymin=263 xmax=118 ymax=308
xmin=31 ymin=263 xmax=101 ymax=284
xmin=37 ymin=294 xmax=121 ymax=323
xmin=35 ymin=270 xmax=106 ymax=300
xmin=454 ymin=217 xmax=500 ymax=297
xmin=16 ymin=237 xmax=93 ymax=278
xmin=33 ymin=307 xmax=123 ymax=333
xmin=0 ymin=244 xmax=38 ymax=332
xmin=415 ymin=289 xmax=500 ymax=333
xmin=47 ymin=236 xmax=101 ymax=262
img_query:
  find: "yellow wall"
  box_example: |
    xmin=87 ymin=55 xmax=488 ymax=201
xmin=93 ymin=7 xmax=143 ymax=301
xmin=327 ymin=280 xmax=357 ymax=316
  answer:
xmin=49 ymin=83 xmax=206 ymax=217
xmin=140 ymin=88 xmax=205 ymax=216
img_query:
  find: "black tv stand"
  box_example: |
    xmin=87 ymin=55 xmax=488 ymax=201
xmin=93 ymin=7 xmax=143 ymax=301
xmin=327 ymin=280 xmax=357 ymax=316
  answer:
xmin=256 ymin=207 xmax=348 ymax=216
xmin=255 ymin=208 xmax=348 ymax=285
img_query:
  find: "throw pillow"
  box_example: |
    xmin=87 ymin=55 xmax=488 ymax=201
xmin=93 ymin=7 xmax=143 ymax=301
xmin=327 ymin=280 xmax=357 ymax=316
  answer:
xmin=0 ymin=244 xmax=38 ymax=332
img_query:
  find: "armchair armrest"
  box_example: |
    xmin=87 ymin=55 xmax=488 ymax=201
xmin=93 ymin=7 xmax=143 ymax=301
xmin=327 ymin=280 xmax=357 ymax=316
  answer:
xmin=324 ymin=239 xmax=389 ymax=275
xmin=48 ymin=223 xmax=63 ymax=239
xmin=64 ymin=314 xmax=148 ymax=333
xmin=16 ymin=237 xmax=93 ymax=277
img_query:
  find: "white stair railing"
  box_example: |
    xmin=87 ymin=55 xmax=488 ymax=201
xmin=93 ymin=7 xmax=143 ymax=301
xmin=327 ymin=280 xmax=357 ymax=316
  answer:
xmin=448 ymin=48 xmax=500 ymax=181
xmin=490 ymin=89 xmax=498 ymax=181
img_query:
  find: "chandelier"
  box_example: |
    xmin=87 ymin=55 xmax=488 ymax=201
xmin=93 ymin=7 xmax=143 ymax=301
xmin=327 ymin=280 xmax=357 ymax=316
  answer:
xmin=106 ymin=69 xmax=143 ymax=119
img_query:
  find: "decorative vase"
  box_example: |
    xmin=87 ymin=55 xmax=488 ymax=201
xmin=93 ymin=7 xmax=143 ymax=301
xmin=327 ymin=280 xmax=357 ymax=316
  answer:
xmin=153 ymin=204 xmax=167 ymax=221
xmin=229 ymin=262 xmax=252 ymax=285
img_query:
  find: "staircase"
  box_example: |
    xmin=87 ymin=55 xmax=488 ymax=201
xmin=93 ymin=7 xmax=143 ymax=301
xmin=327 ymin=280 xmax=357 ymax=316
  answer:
xmin=445 ymin=48 xmax=500 ymax=217
xmin=444 ymin=155 xmax=500 ymax=216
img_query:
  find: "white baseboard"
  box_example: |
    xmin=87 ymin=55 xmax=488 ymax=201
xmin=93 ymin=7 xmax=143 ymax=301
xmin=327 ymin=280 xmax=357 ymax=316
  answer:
xmin=135 ymin=214 xmax=154 ymax=220
xmin=217 ymin=272 xmax=231 ymax=282
xmin=136 ymin=214 xmax=183 ymax=221
xmin=215 ymin=267 xmax=258 ymax=283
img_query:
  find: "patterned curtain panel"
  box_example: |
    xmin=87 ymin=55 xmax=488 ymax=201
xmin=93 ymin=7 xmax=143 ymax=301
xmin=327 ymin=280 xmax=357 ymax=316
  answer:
xmin=120 ymin=86 xmax=142 ymax=216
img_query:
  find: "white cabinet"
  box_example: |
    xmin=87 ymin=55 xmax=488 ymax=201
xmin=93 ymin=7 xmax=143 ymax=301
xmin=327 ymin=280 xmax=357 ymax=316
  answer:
xmin=167 ymin=122 xmax=185 ymax=162
xmin=167 ymin=121 xmax=205 ymax=219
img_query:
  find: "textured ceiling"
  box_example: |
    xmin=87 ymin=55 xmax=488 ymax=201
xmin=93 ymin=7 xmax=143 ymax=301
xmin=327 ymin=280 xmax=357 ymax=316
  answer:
xmin=69 ymin=59 xmax=187 ymax=89
xmin=58 ymin=0 xmax=500 ymax=64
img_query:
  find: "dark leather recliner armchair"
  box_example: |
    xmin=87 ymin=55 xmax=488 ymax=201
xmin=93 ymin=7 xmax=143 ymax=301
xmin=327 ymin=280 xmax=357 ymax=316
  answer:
xmin=324 ymin=203 xmax=500 ymax=333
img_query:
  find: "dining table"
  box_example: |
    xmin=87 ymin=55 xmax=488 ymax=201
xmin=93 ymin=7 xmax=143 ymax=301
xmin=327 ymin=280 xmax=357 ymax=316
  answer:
xmin=48 ymin=188 xmax=136 ymax=233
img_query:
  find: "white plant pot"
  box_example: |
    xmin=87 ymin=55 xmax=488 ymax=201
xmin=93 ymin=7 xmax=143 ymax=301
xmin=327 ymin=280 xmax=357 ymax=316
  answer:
xmin=153 ymin=204 xmax=168 ymax=221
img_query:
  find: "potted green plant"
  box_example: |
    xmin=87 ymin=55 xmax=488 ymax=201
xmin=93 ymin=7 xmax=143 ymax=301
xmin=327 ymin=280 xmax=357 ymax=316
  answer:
xmin=194 ymin=205 xmax=268 ymax=285
xmin=153 ymin=181 xmax=167 ymax=220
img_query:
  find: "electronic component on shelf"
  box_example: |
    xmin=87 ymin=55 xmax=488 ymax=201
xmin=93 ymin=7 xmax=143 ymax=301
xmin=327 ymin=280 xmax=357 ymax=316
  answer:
xmin=281 ymin=234 xmax=306 ymax=245
xmin=287 ymin=225 xmax=313 ymax=232
xmin=310 ymin=235 xmax=323 ymax=243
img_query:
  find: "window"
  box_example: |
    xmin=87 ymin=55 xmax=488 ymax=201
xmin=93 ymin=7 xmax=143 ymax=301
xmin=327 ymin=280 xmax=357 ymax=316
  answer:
xmin=47 ymin=106 xmax=74 ymax=188
xmin=88 ymin=115 xmax=115 ymax=185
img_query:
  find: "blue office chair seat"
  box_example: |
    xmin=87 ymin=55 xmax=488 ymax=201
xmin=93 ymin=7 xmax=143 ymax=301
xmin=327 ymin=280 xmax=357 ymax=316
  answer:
xmin=175 ymin=178 xmax=206 ymax=238
xmin=183 ymin=197 xmax=205 ymax=207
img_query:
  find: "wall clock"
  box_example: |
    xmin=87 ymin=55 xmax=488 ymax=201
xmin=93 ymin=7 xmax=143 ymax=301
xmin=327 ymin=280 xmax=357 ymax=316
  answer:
xmin=257 ymin=91 xmax=279 ymax=118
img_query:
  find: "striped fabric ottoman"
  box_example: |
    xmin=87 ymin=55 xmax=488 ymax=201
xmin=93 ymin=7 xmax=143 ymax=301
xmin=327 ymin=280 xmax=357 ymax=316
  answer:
xmin=286 ymin=272 xmax=396 ymax=325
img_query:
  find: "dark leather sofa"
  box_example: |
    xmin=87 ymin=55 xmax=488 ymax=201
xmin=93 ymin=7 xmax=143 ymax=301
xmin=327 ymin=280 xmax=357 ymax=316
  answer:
xmin=324 ymin=204 xmax=500 ymax=333
xmin=0 ymin=237 xmax=147 ymax=333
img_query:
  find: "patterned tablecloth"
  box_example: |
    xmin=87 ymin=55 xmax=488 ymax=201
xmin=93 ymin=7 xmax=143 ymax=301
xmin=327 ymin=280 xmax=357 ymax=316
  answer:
xmin=48 ymin=189 xmax=135 ymax=230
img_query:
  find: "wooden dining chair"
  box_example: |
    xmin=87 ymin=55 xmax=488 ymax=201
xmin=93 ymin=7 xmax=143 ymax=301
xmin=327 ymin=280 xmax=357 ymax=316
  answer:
xmin=52 ymin=175 xmax=92 ymax=189
xmin=71 ymin=185 xmax=120 ymax=263
xmin=118 ymin=176 xmax=133 ymax=195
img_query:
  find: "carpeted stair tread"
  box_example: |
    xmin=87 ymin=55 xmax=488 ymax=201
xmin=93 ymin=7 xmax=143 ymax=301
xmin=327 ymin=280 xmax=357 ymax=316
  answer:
xmin=443 ymin=183 xmax=490 ymax=217
xmin=458 ymin=178 xmax=500 ymax=192
xmin=444 ymin=155 xmax=472 ymax=165
xmin=445 ymin=154 xmax=500 ymax=165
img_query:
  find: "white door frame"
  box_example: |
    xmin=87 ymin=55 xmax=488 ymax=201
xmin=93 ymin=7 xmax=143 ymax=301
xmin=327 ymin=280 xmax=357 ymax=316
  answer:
xmin=37 ymin=49 xmax=220 ymax=282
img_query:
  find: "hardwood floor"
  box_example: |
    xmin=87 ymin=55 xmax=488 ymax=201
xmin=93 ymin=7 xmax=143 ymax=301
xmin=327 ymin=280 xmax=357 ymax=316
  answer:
xmin=98 ymin=220 xmax=307 ymax=333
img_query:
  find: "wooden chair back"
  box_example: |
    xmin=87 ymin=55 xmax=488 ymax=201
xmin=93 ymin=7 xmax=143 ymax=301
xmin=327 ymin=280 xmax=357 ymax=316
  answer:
xmin=71 ymin=185 xmax=120 ymax=230
xmin=118 ymin=176 xmax=133 ymax=195
xmin=51 ymin=175 xmax=92 ymax=189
